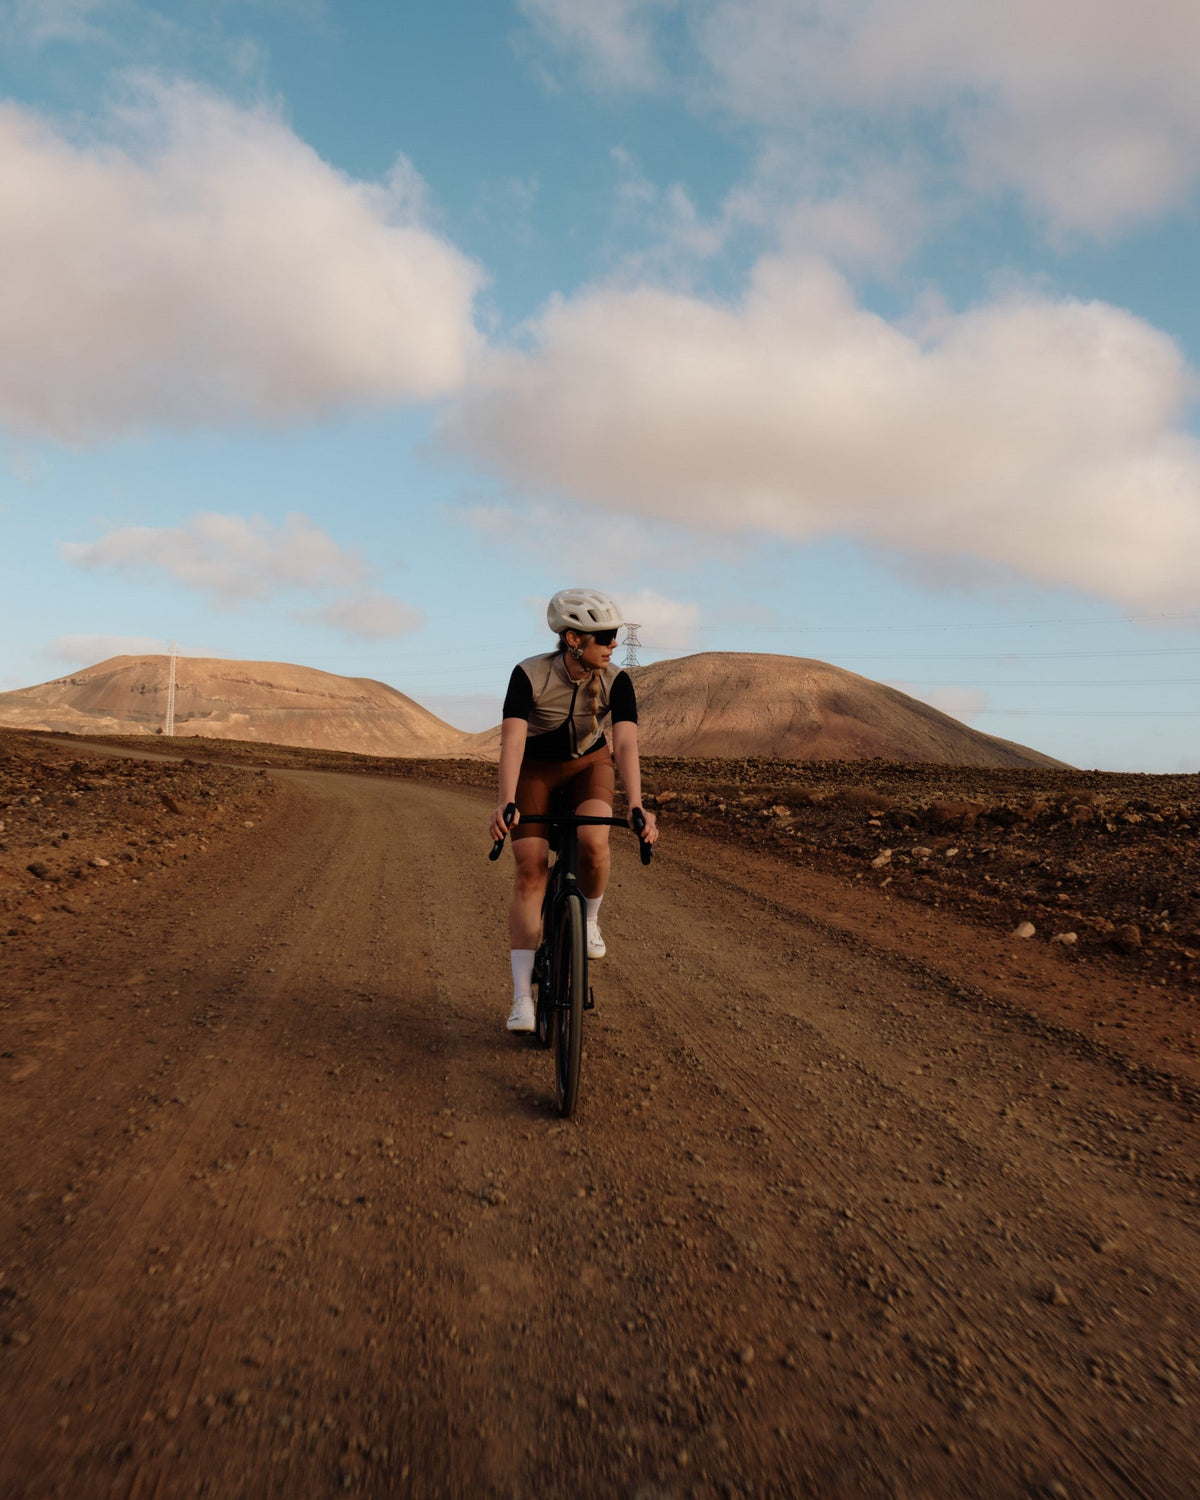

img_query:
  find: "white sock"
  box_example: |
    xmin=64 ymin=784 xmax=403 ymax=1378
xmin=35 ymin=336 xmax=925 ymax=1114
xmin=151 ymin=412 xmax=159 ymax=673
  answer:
xmin=585 ymin=896 xmax=603 ymax=923
xmin=510 ymin=948 xmax=535 ymax=999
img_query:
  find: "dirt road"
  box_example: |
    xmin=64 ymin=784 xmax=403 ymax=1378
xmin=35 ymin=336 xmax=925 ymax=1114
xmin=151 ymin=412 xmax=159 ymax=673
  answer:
xmin=2 ymin=766 xmax=1198 ymax=1498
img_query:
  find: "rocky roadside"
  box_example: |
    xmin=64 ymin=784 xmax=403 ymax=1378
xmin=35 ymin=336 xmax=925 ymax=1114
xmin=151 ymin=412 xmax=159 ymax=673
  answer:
xmin=0 ymin=730 xmax=279 ymax=942
xmin=382 ymin=753 xmax=1200 ymax=994
xmin=633 ymin=757 xmax=1200 ymax=993
xmin=15 ymin=732 xmax=1198 ymax=995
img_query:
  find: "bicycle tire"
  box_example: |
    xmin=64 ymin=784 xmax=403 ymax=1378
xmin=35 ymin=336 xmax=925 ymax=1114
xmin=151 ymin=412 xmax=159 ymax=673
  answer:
xmin=534 ymin=938 xmax=554 ymax=1050
xmin=553 ymin=891 xmax=586 ymax=1117
xmin=534 ymin=878 xmax=556 ymax=1049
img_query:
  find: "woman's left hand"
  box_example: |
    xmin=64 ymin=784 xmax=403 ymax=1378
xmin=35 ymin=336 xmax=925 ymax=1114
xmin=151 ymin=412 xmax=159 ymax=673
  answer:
xmin=630 ymin=806 xmax=659 ymax=845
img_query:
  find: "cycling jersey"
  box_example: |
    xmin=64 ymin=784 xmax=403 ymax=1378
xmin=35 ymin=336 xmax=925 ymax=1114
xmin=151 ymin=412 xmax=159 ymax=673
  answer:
xmin=503 ymin=651 xmax=638 ymax=761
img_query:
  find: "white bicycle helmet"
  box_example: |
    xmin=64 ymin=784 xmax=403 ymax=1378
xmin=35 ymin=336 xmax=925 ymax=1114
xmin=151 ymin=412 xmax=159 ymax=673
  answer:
xmin=547 ymin=587 xmax=624 ymax=635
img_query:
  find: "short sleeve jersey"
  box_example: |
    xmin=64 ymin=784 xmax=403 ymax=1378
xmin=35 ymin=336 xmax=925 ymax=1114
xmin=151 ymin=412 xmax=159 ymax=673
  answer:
xmin=502 ymin=651 xmax=637 ymax=761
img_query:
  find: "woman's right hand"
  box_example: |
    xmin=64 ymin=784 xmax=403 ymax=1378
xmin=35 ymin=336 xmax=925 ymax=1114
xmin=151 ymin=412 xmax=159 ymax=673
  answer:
xmin=490 ymin=802 xmax=519 ymax=841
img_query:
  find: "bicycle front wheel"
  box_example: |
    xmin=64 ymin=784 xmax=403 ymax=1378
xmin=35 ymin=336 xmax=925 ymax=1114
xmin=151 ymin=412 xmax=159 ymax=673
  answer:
xmin=534 ymin=939 xmax=554 ymax=1050
xmin=553 ymin=892 xmax=587 ymax=1117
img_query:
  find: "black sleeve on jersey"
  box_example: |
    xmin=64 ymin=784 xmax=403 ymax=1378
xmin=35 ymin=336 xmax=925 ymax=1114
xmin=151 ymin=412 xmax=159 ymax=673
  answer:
xmin=501 ymin=665 xmax=535 ymax=720
xmin=610 ymin=669 xmax=638 ymax=725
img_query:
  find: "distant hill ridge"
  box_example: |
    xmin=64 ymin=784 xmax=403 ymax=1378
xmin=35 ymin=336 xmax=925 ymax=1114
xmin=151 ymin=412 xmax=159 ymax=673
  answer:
xmin=624 ymin=652 xmax=1061 ymax=767
xmin=0 ymin=650 xmax=1061 ymax=767
xmin=469 ymin=651 xmax=1060 ymax=767
xmin=0 ymin=655 xmax=467 ymax=757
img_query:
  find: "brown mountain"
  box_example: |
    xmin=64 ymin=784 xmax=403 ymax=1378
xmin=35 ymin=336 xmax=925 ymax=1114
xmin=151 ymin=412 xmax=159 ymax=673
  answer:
xmin=467 ymin=651 xmax=1062 ymax=767
xmin=631 ymin=652 xmax=1061 ymax=765
xmin=0 ymin=655 xmax=468 ymax=757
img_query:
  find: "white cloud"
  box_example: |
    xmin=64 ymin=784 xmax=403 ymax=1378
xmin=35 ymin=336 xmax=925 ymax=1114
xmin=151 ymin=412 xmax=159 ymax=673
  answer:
xmin=459 ymin=496 xmax=736 ymax=581
xmin=43 ymin=632 xmax=167 ymax=664
xmin=614 ymin=588 xmax=700 ymax=652
xmin=0 ymin=0 xmax=106 ymax=48
xmin=61 ymin=511 xmax=367 ymax=600
xmin=609 ymin=147 xmax=730 ymax=270
xmin=888 ymin=681 xmax=988 ymax=726
xmin=517 ymin=0 xmax=1200 ymax=235
xmin=462 ymin=500 xmax=663 ymax=578
xmin=447 ymin=255 xmax=1200 ymax=613
xmin=60 ymin=510 xmax=425 ymax=641
xmin=313 ymin=591 xmax=423 ymax=639
xmin=518 ymin=0 xmax=671 ymax=89
xmin=776 ymin=169 xmax=931 ymax=275
xmin=0 ymin=80 xmax=482 ymax=440
xmin=697 ymin=0 xmax=1200 ymax=233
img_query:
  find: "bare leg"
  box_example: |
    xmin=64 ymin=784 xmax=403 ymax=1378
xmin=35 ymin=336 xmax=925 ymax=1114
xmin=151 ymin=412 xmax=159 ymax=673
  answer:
xmin=509 ymin=837 xmax=549 ymax=950
xmin=575 ymin=796 xmax=612 ymax=900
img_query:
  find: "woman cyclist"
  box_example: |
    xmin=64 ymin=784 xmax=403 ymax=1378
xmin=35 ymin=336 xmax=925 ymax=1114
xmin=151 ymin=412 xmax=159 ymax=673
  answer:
xmin=489 ymin=588 xmax=659 ymax=1033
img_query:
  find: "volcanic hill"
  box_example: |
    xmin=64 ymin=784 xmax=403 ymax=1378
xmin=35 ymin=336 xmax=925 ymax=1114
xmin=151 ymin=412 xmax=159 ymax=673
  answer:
xmin=630 ymin=652 xmax=1061 ymax=765
xmin=0 ymin=655 xmax=468 ymax=757
xmin=467 ymin=652 xmax=1060 ymax=767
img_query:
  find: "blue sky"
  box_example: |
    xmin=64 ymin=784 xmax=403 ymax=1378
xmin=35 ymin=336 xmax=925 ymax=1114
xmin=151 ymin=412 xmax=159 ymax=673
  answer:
xmin=1 ymin=0 xmax=1198 ymax=770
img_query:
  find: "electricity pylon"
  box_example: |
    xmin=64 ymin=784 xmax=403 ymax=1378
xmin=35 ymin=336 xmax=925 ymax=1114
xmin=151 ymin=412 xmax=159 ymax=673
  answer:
xmin=621 ymin=622 xmax=642 ymax=669
xmin=164 ymin=640 xmax=178 ymax=736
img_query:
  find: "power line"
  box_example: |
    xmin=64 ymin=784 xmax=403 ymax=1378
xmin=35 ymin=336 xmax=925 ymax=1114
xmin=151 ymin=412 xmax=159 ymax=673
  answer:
xmin=838 ymin=648 xmax=1200 ymax=661
xmin=978 ymin=709 xmax=1200 ymax=717
xmin=696 ymin=609 xmax=1200 ymax=633
xmin=634 ymin=643 xmax=1200 ymax=661
xmin=897 ymin=678 xmax=1200 ymax=687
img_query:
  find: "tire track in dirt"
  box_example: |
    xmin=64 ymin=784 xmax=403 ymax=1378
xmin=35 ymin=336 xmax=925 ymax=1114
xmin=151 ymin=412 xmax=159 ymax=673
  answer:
xmin=1 ymin=772 xmax=471 ymax=1496
xmin=368 ymin=783 xmax=1200 ymax=1498
xmin=606 ymin=852 xmax=1188 ymax=1499
xmin=2 ymin=768 xmax=1198 ymax=1499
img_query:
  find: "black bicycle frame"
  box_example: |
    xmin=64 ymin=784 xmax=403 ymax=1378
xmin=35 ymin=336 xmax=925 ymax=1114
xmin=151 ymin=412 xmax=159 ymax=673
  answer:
xmin=489 ymin=804 xmax=651 ymax=1114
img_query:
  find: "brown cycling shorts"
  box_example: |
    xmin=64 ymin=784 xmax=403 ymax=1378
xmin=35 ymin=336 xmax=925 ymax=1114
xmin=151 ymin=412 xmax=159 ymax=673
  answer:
xmin=511 ymin=744 xmax=615 ymax=840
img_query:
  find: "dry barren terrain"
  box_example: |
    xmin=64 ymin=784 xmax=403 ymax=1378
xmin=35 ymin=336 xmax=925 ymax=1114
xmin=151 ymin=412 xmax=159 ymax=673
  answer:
xmin=0 ymin=656 xmax=466 ymax=757
xmin=1 ymin=650 xmax=1058 ymax=768
xmin=2 ymin=730 xmax=1198 ymax=1498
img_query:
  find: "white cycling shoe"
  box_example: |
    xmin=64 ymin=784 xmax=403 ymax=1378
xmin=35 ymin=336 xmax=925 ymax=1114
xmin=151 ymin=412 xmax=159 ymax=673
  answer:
xmin=587 ymin=920 xmax=606 ymax=960
xmin=506 ymin=994 xmax=536 ymax=1033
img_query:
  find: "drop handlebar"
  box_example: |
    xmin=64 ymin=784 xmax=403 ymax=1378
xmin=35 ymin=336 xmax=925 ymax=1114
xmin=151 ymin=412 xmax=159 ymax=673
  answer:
xmin=489 ymin=803 xmax=653 ymax=864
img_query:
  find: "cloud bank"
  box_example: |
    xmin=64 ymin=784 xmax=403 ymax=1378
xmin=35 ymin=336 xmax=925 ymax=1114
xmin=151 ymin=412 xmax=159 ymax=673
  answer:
xmin=615 ymin=588 xmax=701 ymax=652
xmin=523 ymin=0 xmax=1200 ymax=234
xmin=61 ymin=511 xmax=422 ymax=638
xmin=447 ymin=256 xmax=1200 ymax=612
xmin=707 ymin=0 xmax=1200 ymax=232
xmin=518 ymin=0 xmax=668 ymax=89
xmin=0 ymin=81 xmax=482 ymax=439
xmin=62 ymin=512 xmax=366 ymax=599
xmin=313 ymin=591 xmax=423 ymax=640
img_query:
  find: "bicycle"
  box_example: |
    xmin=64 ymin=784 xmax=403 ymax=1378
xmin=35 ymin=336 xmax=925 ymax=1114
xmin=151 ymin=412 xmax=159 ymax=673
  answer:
xmin=490 ymin=798 xmax=652 ymax=1117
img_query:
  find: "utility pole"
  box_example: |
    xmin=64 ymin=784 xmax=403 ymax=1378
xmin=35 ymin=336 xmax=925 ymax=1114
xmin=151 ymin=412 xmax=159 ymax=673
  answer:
xmin=164 ymin=640 xmax=178 ymax=737
xmin=621 ymin=622 xmax=642 ymax=669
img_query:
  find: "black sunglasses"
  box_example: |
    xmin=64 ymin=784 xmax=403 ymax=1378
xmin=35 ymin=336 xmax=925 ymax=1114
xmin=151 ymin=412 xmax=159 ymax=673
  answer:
xmin=590 ymin=629 xmax=619 ymax=646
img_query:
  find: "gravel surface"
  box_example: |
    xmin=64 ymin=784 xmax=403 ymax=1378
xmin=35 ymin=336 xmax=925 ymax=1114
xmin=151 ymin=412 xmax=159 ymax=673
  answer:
xmin=0 ymin=732 xmax=278 ymax=935
xmin=634 ymin=757 xmax=1200 ymax=993
xmin=2 ymin=733 xmax=1198 ymax=1498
